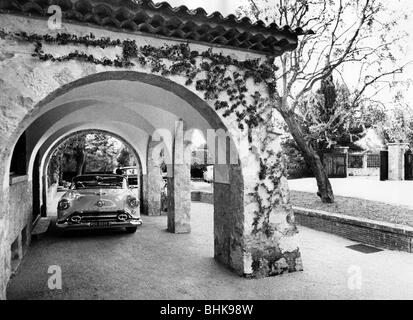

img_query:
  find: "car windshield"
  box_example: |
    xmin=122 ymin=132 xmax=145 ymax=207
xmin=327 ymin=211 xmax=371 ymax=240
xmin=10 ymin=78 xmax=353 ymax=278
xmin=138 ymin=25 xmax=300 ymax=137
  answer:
xmin=72 ymin=175 xmax=126 ymax=189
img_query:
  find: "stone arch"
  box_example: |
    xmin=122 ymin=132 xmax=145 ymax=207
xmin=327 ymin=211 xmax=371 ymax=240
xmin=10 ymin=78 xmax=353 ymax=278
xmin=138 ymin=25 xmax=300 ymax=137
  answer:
xmin=3 ymin=71 xmax=252 ymax=276
xmin=30 ymin=120 xmax=148 ymax=180
xmin=4 ymin=71 xmax=228 ymax=187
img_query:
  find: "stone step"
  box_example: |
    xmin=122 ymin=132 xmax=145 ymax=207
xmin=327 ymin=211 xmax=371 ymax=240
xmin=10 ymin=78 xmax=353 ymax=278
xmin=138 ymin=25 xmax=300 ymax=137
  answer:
xmin=31 ymin=217 xmax=52 ymax=238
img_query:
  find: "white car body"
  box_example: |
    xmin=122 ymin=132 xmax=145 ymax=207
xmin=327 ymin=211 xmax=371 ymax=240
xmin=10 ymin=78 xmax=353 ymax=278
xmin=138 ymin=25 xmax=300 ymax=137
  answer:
xmin=56 ymin=174 xmax=142 ymax=233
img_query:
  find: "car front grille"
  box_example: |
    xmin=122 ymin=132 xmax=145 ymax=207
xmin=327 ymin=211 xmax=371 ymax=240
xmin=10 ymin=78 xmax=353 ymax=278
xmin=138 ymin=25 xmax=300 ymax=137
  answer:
xmin=70 ymin=211 xmax=126 ymax=223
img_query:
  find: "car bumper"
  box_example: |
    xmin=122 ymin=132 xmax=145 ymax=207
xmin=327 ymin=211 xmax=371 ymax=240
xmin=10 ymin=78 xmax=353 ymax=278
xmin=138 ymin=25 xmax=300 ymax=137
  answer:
xmin=55 ymin=218 xmax=142 ymax=230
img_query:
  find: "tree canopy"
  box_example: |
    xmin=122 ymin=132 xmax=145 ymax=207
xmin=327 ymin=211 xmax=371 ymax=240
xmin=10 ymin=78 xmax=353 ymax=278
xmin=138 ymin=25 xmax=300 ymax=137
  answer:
xmin=48 ymin=131 xmax=136 ymax=185
xmin=237 ymin=0 xmax=411 ymax=203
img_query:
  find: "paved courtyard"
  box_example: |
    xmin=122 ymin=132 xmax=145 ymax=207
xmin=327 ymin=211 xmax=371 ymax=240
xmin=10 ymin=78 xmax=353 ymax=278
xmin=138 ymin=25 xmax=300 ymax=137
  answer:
xmin=288 ymin=176 xmax=413 ymax=209
xmin=7 ymin=202 xmax=413 ymax=300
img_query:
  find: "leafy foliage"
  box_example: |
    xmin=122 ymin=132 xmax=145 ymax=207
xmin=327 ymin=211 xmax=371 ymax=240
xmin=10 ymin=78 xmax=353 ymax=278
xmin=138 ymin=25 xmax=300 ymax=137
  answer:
xmin=83 ymin=133 xmax=119 ymax=172
xmin=10 ymin=30 xmax=278 ymax=139
xmin=48 ymin=131 xmax=132 ymax=185
xmin=238 ymin=0 xmax=410 ymax=202
xmin=48 ymin=132 xmax=87 ymax=185
xmin=117 ymin=146 xmax=136 ymax=168
xmin=378 ymin=103 xmax=413 ymax=145
xmin=296 ymin=77 xmax=375 ymax=152
xmin=281 ymin=137 xmax=313 ymax=178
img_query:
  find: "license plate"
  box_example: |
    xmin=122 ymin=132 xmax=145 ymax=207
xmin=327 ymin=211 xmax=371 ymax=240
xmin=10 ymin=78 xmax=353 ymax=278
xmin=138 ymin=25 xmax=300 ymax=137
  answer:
xmin=90 ymin=221 xmax=110 ymax=227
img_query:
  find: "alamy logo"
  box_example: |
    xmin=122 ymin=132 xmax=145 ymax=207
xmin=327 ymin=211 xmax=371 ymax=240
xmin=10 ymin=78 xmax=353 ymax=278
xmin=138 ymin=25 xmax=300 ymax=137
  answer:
xmin=149 ymin=120 xmax=260 ymax=166
xmin=48 ymin=5 xmax=62 ymax=30
xmin=47 ymin=265 xmax=62 ymax=290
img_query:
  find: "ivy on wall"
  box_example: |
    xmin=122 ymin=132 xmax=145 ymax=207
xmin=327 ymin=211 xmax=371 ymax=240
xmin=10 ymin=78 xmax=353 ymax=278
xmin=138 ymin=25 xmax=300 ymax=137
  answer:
xmin=1 ymin=29 xmax=291 ymax=235
xmin=8 ymin=31 xmax=278 ymax=135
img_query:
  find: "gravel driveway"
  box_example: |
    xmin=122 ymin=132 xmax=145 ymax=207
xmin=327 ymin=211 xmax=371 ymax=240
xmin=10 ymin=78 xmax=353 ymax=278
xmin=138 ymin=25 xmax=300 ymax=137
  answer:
xmin=7 ymin=202 xmax=413 ymax=300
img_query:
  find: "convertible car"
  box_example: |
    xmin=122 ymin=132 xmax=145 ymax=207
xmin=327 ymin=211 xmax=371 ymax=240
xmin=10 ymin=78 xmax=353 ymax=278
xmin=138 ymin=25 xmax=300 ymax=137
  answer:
xmin=56 ymin=174 xmax=142 ymax=233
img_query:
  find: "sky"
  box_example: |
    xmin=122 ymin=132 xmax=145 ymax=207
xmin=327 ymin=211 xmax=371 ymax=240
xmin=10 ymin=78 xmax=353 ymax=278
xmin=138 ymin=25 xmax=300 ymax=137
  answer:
xmin=157 ymin=0 xmax=413 ymax=105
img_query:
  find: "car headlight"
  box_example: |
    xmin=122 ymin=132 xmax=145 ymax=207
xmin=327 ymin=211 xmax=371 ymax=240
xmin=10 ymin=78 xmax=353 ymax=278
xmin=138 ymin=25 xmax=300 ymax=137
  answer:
xmin=128 ymin=196 xmax=139 ymax=208
xmin=58 ymin=200 xmax=70 ymax=210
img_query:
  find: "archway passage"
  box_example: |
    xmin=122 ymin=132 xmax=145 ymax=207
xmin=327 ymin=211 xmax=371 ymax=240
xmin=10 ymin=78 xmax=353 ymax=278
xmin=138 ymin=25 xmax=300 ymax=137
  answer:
xmin=3 ymin=70 xmax=301 ymax=282
xmin=6 ymin=71 xmax=260 ymax=280
xmin=0 ymin=5 xmax=303 ymax=298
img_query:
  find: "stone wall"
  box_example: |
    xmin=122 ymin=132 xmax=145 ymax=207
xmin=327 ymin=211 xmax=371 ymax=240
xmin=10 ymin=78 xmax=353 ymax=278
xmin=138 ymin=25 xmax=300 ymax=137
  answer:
xmin=7 ymin=177 xmax=32 ymax=244
xmin=1 ymin=176 xmax=32 ymax=299
xmin=348 ymin=167 xmax=379 ymax=176
xmin=294 ymin=207 xmax=413 ymax=252
xmin=348 ymin=153 xmax=380 ymax=176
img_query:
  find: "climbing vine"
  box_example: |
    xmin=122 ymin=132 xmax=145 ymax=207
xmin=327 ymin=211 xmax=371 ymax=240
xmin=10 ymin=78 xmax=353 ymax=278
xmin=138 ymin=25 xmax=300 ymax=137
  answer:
xmin=7 ymin=31 xmax=278 ymax=135
xmin=252 ymin=147 xmax=290 ymax=237
xmin=1 ymin=29 xmax=290 ymax=235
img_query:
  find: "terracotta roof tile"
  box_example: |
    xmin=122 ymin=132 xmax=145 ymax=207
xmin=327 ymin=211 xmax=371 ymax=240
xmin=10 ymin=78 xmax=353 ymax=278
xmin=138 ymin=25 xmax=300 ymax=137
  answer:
xmin=0 ymin=0 xmax=308 ymax=55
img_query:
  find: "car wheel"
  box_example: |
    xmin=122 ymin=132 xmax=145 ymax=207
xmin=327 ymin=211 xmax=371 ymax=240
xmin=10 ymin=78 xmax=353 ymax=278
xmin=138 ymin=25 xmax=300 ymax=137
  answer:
xmin=125 ymin=226 xmax=138 ymax=233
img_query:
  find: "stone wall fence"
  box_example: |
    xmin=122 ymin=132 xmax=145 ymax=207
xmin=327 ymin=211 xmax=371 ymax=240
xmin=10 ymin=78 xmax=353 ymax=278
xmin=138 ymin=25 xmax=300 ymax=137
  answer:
xmin=348 ymin=152 xmax=380 ymax=176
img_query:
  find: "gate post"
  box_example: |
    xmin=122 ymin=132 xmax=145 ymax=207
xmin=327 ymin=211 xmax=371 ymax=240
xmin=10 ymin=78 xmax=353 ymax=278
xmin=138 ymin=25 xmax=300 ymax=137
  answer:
xmin=405 ymin=149 xmax=413 ymax=180
xmin=380 ymin=150 xmax=388 ymax=181
xmin=388 ymin=143 xmax=409 ymax=180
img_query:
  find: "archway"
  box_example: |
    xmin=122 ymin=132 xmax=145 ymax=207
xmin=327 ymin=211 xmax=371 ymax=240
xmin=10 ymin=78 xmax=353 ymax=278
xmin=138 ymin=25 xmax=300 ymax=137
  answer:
xmin=0 ymin=0 xmax=306 ymax=299
xmin=37 ymin=128 xmax=144 ymax=220
xmin=5 ymin=71 xmax=252 ymax=277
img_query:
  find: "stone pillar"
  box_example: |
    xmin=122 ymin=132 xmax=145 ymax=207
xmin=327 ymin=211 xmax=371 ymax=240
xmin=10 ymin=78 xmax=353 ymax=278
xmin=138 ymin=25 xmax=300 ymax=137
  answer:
xmin=213 ymin=126 xmax=303 ymax=278
xmin=214 ymin=164 xmax=244 ymax=274
xmin=388 ymin=143 xmax=409 ymax=180
xmin=167 ymin=120 xmax=191 ymax=234
xmin=146 ymin=140 xmax=162 ymax=216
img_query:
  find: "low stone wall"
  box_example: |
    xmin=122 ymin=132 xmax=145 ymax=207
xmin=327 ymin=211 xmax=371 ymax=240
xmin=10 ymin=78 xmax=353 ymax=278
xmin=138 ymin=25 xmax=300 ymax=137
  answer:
xmin=1 ymin=176 xmax=33 ymax=299
xmin=191 ymin=191 xmax=213 ymax=204
xmin=294 ymin=206 xmax=413 ymax=252
xmin=348 ymin=167 xmax=379 ymax=176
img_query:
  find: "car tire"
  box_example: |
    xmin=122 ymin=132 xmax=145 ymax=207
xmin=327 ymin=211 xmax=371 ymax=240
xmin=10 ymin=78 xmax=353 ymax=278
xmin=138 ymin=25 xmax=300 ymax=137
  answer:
xmin=125 ymin=226 xmax=138 ymax=233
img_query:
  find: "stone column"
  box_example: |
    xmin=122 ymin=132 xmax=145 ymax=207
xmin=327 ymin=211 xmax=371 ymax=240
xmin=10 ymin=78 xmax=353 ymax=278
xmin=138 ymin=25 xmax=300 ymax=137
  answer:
xmin=167 ymin=120 xmax=191 ymax=234
xmin=214 ymin=164 xmax=244 ymax=274
xmin=388 ymin=143 xmax=409 ymax=180
xmin=146 ymin=140 xmax=162 ymax=216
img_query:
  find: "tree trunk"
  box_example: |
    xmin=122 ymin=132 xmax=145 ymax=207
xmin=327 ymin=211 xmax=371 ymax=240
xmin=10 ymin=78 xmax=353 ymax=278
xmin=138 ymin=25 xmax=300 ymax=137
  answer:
xmin=75 ymin=149 xmax=86 ymax=176
xmin=279 ymin=109 xmax=335 ymax=203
